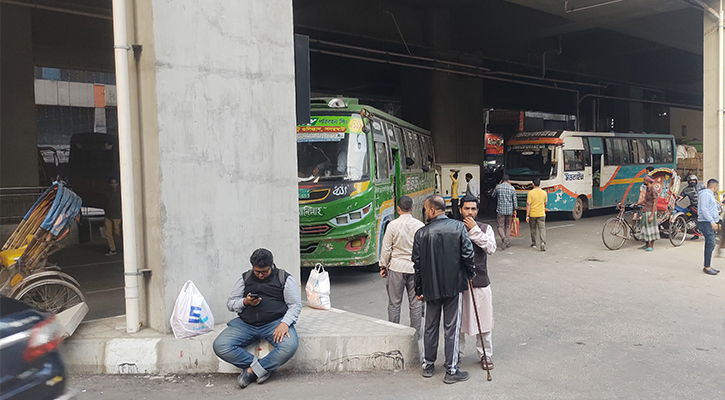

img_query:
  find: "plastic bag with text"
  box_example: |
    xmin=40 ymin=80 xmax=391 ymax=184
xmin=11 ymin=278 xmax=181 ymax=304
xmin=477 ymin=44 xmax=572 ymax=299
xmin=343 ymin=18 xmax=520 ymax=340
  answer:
xmin=170 ymin=280 xmax=215 ymax=339
xmin=306 ymin=263 xmax=331 ymax=310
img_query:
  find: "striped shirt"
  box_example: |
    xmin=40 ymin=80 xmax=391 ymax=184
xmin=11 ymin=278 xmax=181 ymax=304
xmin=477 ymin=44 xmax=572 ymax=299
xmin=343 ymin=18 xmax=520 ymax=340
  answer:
xmin=493 ymin=182 xmax=517 ymax=216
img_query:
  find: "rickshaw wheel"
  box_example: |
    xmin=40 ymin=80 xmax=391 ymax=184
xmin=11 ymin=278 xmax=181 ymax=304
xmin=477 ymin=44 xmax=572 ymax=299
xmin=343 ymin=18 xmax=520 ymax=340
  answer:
xmin=668 ymin=215 xmax=687 ymax=247
xmin=14 ymin=279 xmax=85 ymax=315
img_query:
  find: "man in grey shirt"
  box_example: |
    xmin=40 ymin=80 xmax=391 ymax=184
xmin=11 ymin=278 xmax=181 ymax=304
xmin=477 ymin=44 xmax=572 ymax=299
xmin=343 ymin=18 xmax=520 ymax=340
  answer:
xmin=213 ymin=248 xmax=301 ymax=389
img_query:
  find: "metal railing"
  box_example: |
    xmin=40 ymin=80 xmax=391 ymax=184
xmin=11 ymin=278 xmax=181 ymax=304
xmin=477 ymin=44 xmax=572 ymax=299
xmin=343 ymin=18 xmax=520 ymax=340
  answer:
xmin=0 ymin=187 xmax=46 ymax=224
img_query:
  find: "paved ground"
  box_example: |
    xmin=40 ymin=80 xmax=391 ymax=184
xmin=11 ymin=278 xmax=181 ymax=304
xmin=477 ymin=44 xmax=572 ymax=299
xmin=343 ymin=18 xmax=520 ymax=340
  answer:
xmin=64 ymin=209 xmax=725 ymax=398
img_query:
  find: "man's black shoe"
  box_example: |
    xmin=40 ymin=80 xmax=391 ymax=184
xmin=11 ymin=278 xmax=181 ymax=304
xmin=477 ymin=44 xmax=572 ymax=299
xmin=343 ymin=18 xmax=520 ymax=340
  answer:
xmin=422 ymin=364 xmax=434 ymax=378
xmin=691 ymin=235 xmax=700 ymax=240
xmin=703 ymin=267 xmax=719 ymax=275
xmin=443 ymin=370 xmax=469 ymax=384
xmin=711 ymin=267 xmax=720 ymax=273
xmin=237 ymin=370 xmax=257 ymax=388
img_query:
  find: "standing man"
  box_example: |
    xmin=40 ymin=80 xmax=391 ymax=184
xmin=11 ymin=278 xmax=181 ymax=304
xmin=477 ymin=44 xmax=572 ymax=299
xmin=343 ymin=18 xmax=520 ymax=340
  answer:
xmin=492 ymin=174 xmax=517 ymax=249
xmin=379 ymin=195 xmax=425 ymax=335
xmin=698 ymin=179 xmax=721 ymax=275
xmin=457 ymin=195 xmax=497 ymax=370
xmin=104 ymin=177 xmax=122 ymax=256
xmin=213 ymin=248 xmax=301 ymax=388
xmin=450 ymin=169 xmax=460 ymax=220
xmin=413 ymin=195 xmax=475 ymax=384
xmin=526 ymin=178 xmax=548 ymax=252
xmin=464 ymin=173 xmax=480 ymax=201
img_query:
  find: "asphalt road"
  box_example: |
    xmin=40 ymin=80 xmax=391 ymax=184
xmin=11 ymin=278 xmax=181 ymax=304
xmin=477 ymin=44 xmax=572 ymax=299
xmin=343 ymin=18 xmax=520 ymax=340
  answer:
xmin=67 ymin=209 xmax=725 ymax=398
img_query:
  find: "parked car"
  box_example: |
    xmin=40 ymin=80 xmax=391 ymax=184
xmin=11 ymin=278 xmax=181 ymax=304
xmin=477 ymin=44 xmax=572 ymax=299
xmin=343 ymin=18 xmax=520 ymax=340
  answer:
xmin=0 ymin=295 xmax=74 ymax=400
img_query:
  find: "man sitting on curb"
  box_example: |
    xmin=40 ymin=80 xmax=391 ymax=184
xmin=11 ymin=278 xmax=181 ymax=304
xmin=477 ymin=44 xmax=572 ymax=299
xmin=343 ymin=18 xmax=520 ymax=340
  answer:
xmin=213 ymin=248 xmax=301 ymax=388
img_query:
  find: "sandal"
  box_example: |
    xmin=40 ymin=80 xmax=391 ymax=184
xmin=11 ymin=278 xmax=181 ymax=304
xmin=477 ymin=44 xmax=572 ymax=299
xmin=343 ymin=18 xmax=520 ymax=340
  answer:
xmin=481 ymin=356 xmax=494 ymax=371
xmin=645 ymin=247 xmax=654 ymax=252
xmin=638 ymin=245 xmax=648 ymax=250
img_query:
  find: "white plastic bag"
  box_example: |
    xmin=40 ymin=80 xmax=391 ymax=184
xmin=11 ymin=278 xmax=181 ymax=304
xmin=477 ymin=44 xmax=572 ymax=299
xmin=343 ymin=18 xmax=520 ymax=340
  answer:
xmin=306 ymin=263 xmax=331 ymax=310
xmin=170 ymin=280 xmax=215 ymax=338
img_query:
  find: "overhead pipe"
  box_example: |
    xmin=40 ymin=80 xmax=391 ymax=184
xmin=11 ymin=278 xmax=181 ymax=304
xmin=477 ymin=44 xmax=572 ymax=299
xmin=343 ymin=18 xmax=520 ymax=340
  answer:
xmin=542 ymin=35 xmax=562 ymax=78
xmin=111 ymin=0 xmax=140 ymax=333
xmin=564 ymin=0 xmax=628 ymax=13
xmin=312 ymin=39 xmax=606 ymax=88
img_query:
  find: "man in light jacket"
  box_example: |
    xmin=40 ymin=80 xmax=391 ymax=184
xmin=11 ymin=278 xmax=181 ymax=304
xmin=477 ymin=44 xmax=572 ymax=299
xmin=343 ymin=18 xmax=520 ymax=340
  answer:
xmin=698 ymin=179 xmax=722 ymax=275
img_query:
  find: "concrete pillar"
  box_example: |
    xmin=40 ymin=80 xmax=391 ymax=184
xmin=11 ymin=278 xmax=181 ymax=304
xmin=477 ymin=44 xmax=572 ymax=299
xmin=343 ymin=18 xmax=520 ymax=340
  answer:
xmin=0 ymin=4 xmax=39 ymax=187
xmin=129 ymin=0 xmax=299 ymax=332
xmin=703 ymin=0 xmax=722 ymax=182
xmin=400 ymin=6 xmax=485 ymax=166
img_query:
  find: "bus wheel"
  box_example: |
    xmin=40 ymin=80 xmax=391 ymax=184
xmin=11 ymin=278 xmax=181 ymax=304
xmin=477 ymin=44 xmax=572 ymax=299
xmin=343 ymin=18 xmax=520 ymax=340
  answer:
xmin=571 ymin=197 xmax=586 ymax=220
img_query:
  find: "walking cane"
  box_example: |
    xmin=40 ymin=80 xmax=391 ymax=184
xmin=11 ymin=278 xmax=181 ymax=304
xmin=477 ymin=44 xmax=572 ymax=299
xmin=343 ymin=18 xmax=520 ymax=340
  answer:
xmin=469 ymin=280 xmax=492 ymax=381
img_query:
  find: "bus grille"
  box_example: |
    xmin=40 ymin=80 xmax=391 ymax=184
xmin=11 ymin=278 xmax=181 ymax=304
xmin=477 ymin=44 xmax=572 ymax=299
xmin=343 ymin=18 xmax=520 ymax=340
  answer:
xmin=300 ymin=224 xmax=332 ymax=235
xmin=300 ymin=243 xmax=318 ymax=254
xmin=513 ymin=183 xmax=533 ymax=190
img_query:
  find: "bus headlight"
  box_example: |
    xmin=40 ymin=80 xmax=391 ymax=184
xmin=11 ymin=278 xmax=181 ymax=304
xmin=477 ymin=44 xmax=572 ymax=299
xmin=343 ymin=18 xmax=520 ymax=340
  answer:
xmin=330 ymin=203 xmax=373 ymax=227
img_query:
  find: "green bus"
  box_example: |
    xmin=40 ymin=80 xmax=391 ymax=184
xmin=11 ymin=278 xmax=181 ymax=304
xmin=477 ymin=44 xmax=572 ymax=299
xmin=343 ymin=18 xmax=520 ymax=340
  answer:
xmin=297 ymin=98 xmax=435 ymax=267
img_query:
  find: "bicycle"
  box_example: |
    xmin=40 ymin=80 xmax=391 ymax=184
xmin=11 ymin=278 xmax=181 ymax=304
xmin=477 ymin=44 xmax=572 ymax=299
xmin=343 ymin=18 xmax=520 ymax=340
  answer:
xmin=601 ymin=202 xmax=643 ymax=250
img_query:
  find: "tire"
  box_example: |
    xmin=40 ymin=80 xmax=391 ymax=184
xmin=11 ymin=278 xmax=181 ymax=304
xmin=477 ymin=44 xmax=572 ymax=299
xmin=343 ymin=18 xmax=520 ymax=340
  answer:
xmin=602 ymin=217 xmax=627 ymax=250
xmin=669 ymin=215 xmax=687 ymax=247
xmin=14 ymin=279 xmax=85 ymax=314
xmin=571 ymin=197 xmax=585 ymax=220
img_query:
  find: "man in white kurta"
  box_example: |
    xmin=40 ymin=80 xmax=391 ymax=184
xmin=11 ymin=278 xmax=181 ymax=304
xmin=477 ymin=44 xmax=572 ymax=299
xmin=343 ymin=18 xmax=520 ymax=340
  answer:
xmin=458 ymin=195 xmax=496 ymax=370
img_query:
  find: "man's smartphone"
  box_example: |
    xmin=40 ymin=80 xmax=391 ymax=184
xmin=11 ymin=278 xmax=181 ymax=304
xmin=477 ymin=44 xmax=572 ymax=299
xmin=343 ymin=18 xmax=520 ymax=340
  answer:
xmin=248 ymin=293 xmax=259 ymax=299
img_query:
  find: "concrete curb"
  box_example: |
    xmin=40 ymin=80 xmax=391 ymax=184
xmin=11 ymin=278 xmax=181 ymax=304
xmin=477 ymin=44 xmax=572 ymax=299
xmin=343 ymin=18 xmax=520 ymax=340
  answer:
xmin=62 ymin=307 xmax=418 ymax=374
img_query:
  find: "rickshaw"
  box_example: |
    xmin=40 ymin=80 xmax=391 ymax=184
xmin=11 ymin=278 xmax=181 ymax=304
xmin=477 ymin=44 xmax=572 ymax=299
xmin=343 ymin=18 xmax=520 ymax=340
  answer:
xmin=0 ymin=182 xmax=85 ymax=314
xmin=602 ymin=168 xmax=682 ymax=250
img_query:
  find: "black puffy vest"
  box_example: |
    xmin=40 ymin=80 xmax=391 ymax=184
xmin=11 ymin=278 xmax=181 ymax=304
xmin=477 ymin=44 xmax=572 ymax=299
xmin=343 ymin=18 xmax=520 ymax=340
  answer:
xmin=239 ymin=267 xmax=290 ymax=326
xmin=471 ymin=222 xmax=491 ymax=288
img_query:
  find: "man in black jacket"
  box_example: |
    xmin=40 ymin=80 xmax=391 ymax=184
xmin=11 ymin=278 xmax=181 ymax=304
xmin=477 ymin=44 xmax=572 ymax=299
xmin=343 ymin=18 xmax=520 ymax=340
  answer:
xmin=413 ymin=195 xmax=475 ymax=384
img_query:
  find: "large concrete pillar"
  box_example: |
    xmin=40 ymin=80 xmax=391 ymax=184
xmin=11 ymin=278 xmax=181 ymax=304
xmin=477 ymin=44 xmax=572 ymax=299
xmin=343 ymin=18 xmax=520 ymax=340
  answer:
xmin=703 ymin=1 xmax=722 ymax=182
xmin=128 ymin=0 xmax=299 ymax=332
xmin=400 ymin=6 xmax=485 ymax=166
xmin=0 ymin=4 xmax=39 ymax=187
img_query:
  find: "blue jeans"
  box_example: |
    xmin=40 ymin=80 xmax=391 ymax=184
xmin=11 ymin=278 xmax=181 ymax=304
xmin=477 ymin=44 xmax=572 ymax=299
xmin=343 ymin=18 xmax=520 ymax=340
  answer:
xmin=213 ymin=317 xmax=298 ymax=378
xmin=698 ymin=221 xmax=716 ymax=268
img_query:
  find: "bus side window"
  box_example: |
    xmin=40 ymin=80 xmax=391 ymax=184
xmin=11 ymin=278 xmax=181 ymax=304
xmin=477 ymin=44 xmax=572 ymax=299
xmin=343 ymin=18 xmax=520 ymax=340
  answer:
xmin=404 ymin=130 xmax=421 ymax=170
xmin=644 ymin=140 xmax=655 ymax=163
xmin=582 ymin=137 xmax=591 ymax=167
xmin=374 ymin=141 xmax=390 ymax=181
xmin=631 ymin=139 xmax=641 ymax=164
xmin=651 ymin=140 xmax=662 ymax=163
xmin=604 ymin=138 xmax=617 ymax=165
xmin=564 ymin=150 xmax=584 ymax=171
xmin=660 ymin=140 xmax=673 ymax=163
xmin=618 ymin=139 xmax=631 ymax=164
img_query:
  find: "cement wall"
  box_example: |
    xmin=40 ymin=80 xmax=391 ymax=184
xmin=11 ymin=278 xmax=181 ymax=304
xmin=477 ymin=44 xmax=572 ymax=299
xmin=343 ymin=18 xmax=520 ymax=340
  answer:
xmin=145 ymin=0 xmax=300 ymax=331
xmin=670 ymin=107 xmax=703 ymax=142
xmin=0 ymin=4 xmax=39 ymax=188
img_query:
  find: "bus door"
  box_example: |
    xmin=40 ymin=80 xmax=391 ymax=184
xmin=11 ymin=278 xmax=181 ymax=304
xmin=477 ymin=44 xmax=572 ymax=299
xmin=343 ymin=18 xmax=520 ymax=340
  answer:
xmin=589 ymin=137 xmax=604 ymax=207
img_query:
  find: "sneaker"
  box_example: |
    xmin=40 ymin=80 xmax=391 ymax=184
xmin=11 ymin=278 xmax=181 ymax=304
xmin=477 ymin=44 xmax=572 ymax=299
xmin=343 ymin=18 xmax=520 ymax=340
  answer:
xmin=530 ymin=243 xmax=537 ymax=248
xmin=540 ymin=244 xmax=546 ymax=252
xmin=703 ymin=267 xmax=719 ymax=275
xmin=422 ymin=364 xmax=434 ymax=378
xmin=105 ymin=250 xmax=117 ymax=256
xmin=443 ymin=370 xmax=470 ymax=384
xmin=691 ymin=235 xmax=700 ymax=240
xmin=237 ymin=370 xmax=256 ymax=388
xmin=256 ymin=371 xmax=271 ymax=384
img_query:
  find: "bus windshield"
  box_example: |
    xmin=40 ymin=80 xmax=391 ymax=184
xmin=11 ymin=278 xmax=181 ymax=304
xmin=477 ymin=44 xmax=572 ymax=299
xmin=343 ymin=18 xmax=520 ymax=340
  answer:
xmin=506 ymin=144 xmax=557 ymax=179
xmin=297 ymin=132 xmax=369 ymax=182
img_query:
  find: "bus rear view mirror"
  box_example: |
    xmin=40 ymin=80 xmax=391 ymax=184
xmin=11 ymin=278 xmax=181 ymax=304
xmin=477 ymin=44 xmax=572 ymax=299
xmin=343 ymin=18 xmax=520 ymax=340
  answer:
xmin=422 ymin=165 xmax=430 ymax=172
xmin=406 ymin=157 xmax=415 ymax=167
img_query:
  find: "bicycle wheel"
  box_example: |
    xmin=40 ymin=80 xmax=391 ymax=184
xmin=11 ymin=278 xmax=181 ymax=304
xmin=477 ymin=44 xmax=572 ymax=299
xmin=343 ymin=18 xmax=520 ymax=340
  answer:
xmin=14 ymin=279 xmax=85 ymax=314
xmin=669 ymin=215 xmax=687 ymax=247
xmin=602 ymin=217 xmax=628 ymax=250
